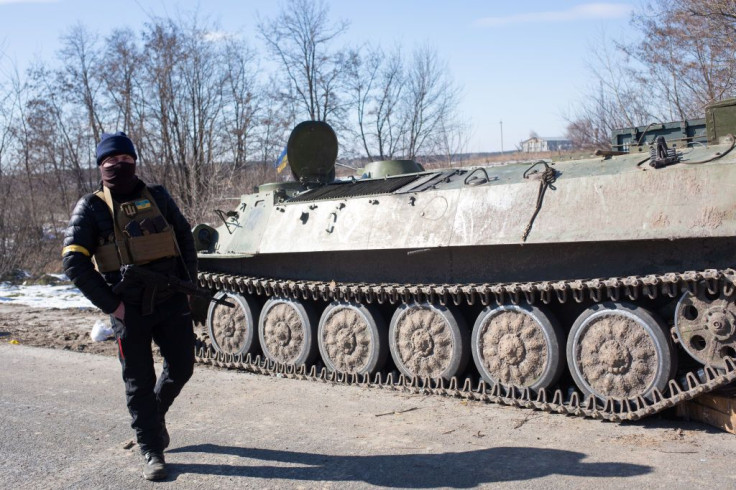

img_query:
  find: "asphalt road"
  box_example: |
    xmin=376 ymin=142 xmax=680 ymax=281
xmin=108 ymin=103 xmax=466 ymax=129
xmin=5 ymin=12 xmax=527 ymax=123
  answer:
xmin=1 ymin=344 xmax=735 ymax=489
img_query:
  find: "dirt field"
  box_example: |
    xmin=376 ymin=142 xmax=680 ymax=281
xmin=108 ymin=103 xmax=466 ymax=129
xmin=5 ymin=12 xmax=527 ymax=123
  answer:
xmin=0 ymin=302 xmax=207 ymax=357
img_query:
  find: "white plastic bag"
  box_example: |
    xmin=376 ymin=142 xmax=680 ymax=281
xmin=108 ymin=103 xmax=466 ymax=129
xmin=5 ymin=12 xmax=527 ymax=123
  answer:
xmin=90 ymin=319 xmax=115 ymax=342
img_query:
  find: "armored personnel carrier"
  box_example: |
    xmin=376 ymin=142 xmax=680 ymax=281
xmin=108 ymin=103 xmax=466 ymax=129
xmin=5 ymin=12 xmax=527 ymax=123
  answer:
xmin=194 ymin=100 xmax=736 ymax=420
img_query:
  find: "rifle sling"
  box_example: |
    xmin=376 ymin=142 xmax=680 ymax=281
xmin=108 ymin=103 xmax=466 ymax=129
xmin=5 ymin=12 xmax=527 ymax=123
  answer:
xmin=141 ymin=283 xmax=157 ymax=316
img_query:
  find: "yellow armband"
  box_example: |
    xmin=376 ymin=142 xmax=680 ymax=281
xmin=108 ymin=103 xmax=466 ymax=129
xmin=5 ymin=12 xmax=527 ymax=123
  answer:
xmin=62 ymin=244 xmax=91 ymax=257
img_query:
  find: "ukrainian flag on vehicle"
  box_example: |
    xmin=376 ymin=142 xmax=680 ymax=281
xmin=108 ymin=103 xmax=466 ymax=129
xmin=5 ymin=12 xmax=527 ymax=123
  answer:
xmin=274 ymin=147 xmax=288 ymax=173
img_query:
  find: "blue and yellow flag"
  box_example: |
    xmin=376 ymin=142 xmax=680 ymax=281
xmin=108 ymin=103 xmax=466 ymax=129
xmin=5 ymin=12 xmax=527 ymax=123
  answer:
xmin=274 ymin=147 xmax=288 ymax=173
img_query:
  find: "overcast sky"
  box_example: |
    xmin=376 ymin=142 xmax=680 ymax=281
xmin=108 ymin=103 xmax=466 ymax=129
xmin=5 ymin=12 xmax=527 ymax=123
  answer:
xmin=0 ymin=0 xmax=637 ymax=153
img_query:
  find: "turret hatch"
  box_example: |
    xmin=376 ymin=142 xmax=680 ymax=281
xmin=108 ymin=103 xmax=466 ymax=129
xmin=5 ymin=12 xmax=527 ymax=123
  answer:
xmin=287 ymin=120 xmax=338 ymax=185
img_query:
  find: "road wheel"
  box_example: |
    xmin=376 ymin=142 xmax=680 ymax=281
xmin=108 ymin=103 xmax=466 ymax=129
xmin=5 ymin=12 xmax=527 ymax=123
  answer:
xmin=318 ymin=301 xmax=388 ymax=375
xmin=259 ymin=297 xmax=319 ymax=366
xmin=471 ymin=304 xmax=564 ymax=391
xmin=389 ymin=302 xmax=469 ymax=380
xmin=207 ymin=292 xmax=260 ymax=356
xmin=567 ymin=301 xmax=676 ymax=400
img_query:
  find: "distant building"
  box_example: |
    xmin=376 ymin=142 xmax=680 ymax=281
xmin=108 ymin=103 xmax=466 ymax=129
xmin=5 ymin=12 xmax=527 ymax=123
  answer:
xmin=519 ymin=136 xmax=573 ymax=153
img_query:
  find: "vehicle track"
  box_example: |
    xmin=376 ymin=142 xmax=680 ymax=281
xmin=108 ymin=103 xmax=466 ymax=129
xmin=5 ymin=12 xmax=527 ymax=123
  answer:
xmin=196 ymin=267 xmax=736 ymax=422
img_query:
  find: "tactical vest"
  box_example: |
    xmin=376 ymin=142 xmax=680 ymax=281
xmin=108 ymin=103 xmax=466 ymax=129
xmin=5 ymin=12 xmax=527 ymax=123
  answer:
xmin=93 ymin=186 xmax=179 ymax=273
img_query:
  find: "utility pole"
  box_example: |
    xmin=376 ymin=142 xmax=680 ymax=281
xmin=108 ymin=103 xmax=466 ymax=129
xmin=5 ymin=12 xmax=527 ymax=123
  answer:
xmin=499 ymin=120 xmax=504 ymax=153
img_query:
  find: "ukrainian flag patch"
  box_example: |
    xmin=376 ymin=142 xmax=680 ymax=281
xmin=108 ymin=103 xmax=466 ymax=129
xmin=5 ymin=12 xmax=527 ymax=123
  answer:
xmin=134 ymin=199 xmax=152 ymax=211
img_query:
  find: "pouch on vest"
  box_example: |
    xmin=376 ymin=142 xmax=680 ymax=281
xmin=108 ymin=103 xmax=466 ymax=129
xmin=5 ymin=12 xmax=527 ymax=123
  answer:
xmin=93 ymin=243 xmax=121 ymax=273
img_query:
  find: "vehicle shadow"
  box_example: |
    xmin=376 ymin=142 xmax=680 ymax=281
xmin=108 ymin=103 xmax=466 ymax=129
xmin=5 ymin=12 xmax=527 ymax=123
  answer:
xmin=167 ymin=444 xmax=651 ymax=486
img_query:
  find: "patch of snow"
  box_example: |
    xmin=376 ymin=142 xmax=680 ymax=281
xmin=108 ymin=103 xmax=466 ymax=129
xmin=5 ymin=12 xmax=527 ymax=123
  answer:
xmin=47 ymin=273 xmax=70 ymax=281
xmin=0 ymin=282 xmax=95 ymax=309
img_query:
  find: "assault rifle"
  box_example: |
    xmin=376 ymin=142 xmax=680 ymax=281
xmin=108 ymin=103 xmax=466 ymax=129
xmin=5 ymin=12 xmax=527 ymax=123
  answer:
xmin=113 ymin=264 xmax=234 ymax=315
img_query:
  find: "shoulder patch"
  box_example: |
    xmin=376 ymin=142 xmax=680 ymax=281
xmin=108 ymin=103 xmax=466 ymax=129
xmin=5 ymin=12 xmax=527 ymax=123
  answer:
xmin=134 ymin=199 xmax=152 ymax=211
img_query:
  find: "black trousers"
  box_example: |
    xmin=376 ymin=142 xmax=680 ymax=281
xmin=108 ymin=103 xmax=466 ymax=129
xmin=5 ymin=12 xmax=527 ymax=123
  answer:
xmin=112 ymin=293 xmax=194 ymax=453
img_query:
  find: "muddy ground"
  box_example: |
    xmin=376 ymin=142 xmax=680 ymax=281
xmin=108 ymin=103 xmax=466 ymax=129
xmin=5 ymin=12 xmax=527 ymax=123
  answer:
xmin=0 ymin=302 xmax=207 ymax=357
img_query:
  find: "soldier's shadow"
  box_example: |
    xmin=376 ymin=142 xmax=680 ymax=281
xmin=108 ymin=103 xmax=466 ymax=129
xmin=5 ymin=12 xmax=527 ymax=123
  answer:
xmin=167 ymin=444 xmax=651 ymax=487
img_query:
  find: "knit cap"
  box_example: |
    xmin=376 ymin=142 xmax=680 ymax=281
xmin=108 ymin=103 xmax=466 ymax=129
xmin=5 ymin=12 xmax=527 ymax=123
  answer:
xmin=96 ymin=132 xmax=137 ymax=166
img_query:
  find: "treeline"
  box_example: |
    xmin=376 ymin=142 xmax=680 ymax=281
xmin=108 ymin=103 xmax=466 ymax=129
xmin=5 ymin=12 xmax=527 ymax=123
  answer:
xmin=567 ymin=0 xmax=736 ymax=148
xmin=0 ymin=0 xmax=465 ymax=276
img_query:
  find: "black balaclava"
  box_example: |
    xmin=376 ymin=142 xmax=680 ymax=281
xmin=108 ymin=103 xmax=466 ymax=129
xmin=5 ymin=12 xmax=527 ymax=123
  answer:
xmin=96 ymin=132 xmax=139 ymax=195
xmin=100 ymin=160 xmax=139 ymax=195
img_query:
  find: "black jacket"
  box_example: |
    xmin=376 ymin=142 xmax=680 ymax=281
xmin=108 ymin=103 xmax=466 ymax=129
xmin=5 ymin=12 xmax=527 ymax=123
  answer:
xmin=62 ymin=180 xmax=197 ymax=314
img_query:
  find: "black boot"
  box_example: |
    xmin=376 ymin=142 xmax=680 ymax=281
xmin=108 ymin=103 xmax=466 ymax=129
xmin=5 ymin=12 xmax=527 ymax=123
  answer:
xmin=142 ymin=451 xmax=168 ymax=481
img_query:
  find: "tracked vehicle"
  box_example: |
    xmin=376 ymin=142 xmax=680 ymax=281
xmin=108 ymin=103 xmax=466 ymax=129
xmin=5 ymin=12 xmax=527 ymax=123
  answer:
xmin=194 ymin=101 xmax=736 ymax=420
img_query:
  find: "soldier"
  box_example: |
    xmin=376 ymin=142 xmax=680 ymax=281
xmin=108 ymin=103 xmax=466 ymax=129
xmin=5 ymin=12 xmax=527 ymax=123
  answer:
xmin=62 ymin=132 xmax=198 ymax=481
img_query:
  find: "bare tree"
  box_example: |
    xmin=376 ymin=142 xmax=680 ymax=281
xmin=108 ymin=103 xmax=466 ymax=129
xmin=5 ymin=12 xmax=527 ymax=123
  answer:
xmin=258 ymin=0 xmax=349 ymax=124
xmin=221 ymin=38 xmax=261 ymax=167
xmin=565 ymin=68 xmax=651 ymax=150
xmin=627 ymin=0 xmax=736 ymax=119
xmin=8 ymin=65 xmax=38 ymax=224
xmin=0 ymin=61 xmax=19 ymax=273
xmin=677 ymin=0 xmax=736 ymax=38
xmin=348 ymin=45 xmax=405 ymax=160
xmin=346 ymin=46 xmax=379 ymax=160
xmin=401 ymin=45 xmax=461 ymax=160
xmin=372 ymin=48 xmax=405 ymax=159
xmin=567 ymin=31 xmax=667 ymax=149
xmin=138 ymin=17 xmax=228 ymax=216
xmin=100 ymin=28 xmax=146 ymax=134
xmin=0 ymin=64 xmax=71 ymax=274
xmin=435 ymin=115 xmax=471 ymax=167
xmin=28 ymin=62 xmax=96 ymax=195
xmin=57 ymin=24 xmax=105 ymax=142
xmin=348 ymin=44 xmax=462 ymax=161
xmin=569 ymin=1 xmax=736 ymax=149
xmin=0 ymin=58 xmax=14 ymax=177
xmin=255 ymin=73 xmax=298 ymax=166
